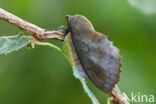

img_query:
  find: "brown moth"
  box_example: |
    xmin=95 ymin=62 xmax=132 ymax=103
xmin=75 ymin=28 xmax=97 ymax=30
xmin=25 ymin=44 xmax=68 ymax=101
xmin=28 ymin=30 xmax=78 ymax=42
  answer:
xmin=66 ymin=15 xmax=121 ymax=93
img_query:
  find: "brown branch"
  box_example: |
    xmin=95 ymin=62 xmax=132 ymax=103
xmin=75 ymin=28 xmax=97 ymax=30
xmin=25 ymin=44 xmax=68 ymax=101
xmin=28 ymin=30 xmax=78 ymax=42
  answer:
xmin=0 ymin=8 xmax=130 ymax=104
xmin=109 ymin=85 xmax=130 ymax=104
xmin=0 ymin=8 xmax=65 ymax=40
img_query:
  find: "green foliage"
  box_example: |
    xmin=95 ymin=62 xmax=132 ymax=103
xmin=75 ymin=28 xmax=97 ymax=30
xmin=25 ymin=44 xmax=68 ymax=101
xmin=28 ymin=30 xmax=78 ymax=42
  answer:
xmin=0 ymin=33 xmax=33 ymax=55
xmin=0 ymin=32 xmax=99 ymax=104
xmin=72 ymin=66 xmax=100 ymax=104
xmin=34 ymin=36 xmax=100 ymax=104
xmin=61 ymin=37 xmax=73 ymax=66
xmin=62 ymin=37 xmax=100 ymax=104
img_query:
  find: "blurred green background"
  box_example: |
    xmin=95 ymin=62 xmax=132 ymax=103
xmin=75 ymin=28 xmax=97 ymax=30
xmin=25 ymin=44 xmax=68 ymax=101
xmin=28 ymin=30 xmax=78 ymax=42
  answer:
xmin=0 ymin=0 xmax=156 ymax=104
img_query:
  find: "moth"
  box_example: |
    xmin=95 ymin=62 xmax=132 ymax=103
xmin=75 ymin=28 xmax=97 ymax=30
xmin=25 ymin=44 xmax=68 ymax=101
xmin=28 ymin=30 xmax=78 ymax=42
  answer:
xmin=66 ymin=15 xmax=121 ymax=93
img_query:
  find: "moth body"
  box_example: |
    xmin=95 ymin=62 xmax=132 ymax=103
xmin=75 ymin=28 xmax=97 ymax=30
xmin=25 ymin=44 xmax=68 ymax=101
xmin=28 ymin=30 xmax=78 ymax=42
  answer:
xmin=66 ymin=15 xmax=121 ymax=93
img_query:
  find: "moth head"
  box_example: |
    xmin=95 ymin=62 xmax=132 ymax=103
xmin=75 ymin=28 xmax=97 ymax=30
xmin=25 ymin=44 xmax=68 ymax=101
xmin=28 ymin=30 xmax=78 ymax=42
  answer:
xmin=66 ymin=15 xmax=95 ymax=34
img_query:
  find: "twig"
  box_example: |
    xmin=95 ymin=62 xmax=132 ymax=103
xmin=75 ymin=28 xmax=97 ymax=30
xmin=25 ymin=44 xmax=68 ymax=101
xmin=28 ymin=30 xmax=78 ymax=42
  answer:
xmin=109 ymin=85 xmax=130 ymax=104
xmin=0 ymin=8 xmax=65 ymax=40
xmin=0 ymin=8 xmax=130 ymax=104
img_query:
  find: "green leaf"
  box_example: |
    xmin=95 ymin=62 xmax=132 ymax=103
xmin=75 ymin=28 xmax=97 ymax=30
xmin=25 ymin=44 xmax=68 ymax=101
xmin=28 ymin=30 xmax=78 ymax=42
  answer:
xmin=35 ymin=37 xmax=100 ymax=104
xmin=0 ymin=33 xmax=33 ymax=55
xmin=73 ymin=66 xmax=100 ymax=104
xmin=62 ymin=37 xmax=100 ymax=104
xmin=61 ymin=37 xmax=73 ymax=66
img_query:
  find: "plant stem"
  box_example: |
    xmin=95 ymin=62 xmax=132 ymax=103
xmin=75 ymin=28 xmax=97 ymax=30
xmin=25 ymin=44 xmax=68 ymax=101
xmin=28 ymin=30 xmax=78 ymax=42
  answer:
xmin=35 ymin=41 xmax=62 ymax=52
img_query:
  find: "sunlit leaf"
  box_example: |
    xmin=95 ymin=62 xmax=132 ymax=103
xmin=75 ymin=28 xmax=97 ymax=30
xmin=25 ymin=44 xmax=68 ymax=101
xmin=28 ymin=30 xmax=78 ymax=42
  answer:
xmin=0 ymin=33 xmax=33 ymax=55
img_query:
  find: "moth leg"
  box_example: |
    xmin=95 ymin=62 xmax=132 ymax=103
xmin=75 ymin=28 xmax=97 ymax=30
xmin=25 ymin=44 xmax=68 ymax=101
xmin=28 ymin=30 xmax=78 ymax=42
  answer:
xmin=44 ymin=26 xmax=68 ymax=39
xmin=31 ymin=26 xmax=67 ymax=40
xmin=45 ymin=26 xmax=66 ymax=31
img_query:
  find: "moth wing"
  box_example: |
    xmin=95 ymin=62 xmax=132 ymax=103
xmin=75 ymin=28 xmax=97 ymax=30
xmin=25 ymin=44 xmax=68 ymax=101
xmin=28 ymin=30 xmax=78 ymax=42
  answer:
xmin=67 ymin=33 xmax=88 ymax=79
xmin=71 ymin=32 xmax=121 ymax=93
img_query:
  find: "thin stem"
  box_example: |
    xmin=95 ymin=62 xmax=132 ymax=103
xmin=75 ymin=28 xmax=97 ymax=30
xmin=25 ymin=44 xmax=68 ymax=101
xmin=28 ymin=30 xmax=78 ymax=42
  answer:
xmin=35 ymin=41 xmax=62 ymax=52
